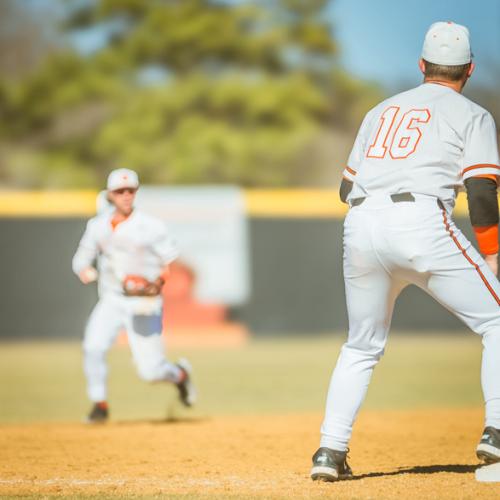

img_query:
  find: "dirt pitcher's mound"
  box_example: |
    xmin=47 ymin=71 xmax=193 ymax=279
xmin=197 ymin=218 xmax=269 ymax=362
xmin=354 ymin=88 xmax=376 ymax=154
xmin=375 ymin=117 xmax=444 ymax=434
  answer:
xmin=1 ymin=408 xmax=499 ymax=499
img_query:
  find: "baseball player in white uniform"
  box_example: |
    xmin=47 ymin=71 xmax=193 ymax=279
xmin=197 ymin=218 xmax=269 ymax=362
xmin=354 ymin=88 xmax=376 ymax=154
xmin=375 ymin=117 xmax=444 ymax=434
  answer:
xmin=311 ymin=22 xmax=500 ymax=481
xmin=73 ymin=168 xmax=196 ymax=423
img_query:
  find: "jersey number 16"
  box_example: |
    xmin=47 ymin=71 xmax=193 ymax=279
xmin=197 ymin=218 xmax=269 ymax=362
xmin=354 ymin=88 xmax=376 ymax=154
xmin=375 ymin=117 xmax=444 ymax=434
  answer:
xmin=367 ymin=107 xmax=431 ymax=160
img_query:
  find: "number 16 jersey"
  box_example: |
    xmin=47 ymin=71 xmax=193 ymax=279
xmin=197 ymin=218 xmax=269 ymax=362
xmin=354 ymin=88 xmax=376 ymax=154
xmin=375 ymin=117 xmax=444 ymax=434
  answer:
xmin=343 ymin=82 xmax=500 ymax=204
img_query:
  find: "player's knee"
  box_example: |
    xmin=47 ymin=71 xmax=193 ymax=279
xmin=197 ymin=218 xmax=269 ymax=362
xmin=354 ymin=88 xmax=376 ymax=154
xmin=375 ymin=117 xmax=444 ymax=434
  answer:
xmin=482 ymin=328 xmax=500 ymax=345
xmin=136 ymin=366 xmax=155 ymax=382
xmin=136 ymin=364 xmax=162 ymax=382
xmin=344 ymin=339 xmax=385 ymax=360
xmin=83 ymin=347 xmax=107 ymax=360
xmin=477 ymin=314 xmax=500 ymax=337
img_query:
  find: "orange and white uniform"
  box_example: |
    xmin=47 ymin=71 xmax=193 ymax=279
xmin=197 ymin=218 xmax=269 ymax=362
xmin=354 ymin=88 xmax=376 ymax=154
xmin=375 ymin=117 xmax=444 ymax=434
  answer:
xmin=73 ymin=209 xmax=178 ymax=297
xmin=320 ymin=83 xmax=500 ymax=452
xmin=343 ymin=82 xmax=500 ymax=205
xmin=72 ymin=209 xmax=181 ymax=403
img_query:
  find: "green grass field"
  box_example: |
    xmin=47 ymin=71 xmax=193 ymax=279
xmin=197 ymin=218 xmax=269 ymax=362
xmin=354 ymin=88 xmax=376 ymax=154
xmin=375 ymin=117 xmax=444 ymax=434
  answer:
xmin=0 ymin=331 xmax=484 ymax=424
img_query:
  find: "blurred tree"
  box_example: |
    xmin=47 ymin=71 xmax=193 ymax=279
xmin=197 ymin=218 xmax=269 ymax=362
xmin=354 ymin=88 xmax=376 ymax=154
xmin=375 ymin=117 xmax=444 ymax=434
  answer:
xmin=0 ymin=0 xmax=57 ymax=80
xmin=0 ymin=0 xmax=383 ymax=188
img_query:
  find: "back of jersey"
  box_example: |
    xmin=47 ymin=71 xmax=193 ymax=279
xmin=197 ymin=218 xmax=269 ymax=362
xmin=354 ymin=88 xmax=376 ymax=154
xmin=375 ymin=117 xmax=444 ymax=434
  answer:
xmin=343 ymin=82 xmax=500 ymax=203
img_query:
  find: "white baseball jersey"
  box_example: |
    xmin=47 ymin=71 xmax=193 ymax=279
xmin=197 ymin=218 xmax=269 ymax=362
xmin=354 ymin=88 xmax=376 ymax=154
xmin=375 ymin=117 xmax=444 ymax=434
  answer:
xmin=343 ymin=82 xmax=500 ymax=204
xmin=72 ymin=209 xmax=179 ymax=297
xmin=319 ymin=81 xmax=500 ymax=455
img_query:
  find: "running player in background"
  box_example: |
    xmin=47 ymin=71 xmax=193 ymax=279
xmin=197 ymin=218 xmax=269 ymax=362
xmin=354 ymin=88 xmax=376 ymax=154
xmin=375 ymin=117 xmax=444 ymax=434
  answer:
xmin=311 ymin=22 xmax=500 ymax=481
xmin=73 ymin=168 xmax=196 ymax=423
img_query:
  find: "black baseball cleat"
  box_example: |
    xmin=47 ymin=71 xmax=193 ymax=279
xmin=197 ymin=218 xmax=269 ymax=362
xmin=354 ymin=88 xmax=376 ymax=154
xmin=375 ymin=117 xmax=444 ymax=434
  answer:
xmin=311 ymin=447 xmax=352 ymax=482
xmin=176 ymin=358 xmax=197 ymax=407
xmin=477 ymin=427 xmax=500 ymax=463
xmin=85 ymin=402 xmax=109 ymax=424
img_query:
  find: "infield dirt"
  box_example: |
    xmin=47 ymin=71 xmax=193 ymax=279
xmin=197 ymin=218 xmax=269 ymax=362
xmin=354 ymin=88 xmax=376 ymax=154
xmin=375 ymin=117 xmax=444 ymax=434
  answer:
xmin=1 ymin=407 xmax=499 ymax=499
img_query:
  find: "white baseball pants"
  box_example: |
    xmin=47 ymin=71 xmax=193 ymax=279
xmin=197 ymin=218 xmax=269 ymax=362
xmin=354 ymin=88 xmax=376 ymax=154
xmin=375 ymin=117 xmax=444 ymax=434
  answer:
xmin=83 ymin=294 xmax=182 ymax=402
xmin=321 ymin=194 xmax=500 ymax=451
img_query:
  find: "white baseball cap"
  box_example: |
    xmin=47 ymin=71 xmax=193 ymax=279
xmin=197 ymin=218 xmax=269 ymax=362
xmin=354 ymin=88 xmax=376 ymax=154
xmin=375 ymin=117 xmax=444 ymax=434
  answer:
xmin=106 ymin=168 xmax=139 ymax=191
xmin=421 ymin=21 xmax=472 ymax=65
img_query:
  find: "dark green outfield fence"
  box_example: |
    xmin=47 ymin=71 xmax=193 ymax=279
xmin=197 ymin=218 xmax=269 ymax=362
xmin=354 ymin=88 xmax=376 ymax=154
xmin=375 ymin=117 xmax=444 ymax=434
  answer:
xmin=0 ymin=216 xmax=480 ymax=338
xmin=233 ymin=217 xmax=473 ymax=334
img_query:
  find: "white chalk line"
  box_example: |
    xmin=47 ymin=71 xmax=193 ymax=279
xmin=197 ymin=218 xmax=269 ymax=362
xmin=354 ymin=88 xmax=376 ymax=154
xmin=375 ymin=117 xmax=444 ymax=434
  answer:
xmin=0 ymin=475 xmax=288 ymax=490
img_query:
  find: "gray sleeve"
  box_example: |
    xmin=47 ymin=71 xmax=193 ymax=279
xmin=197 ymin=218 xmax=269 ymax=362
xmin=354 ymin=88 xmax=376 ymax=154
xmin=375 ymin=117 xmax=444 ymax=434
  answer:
xmin=339 ymin=178 xmax=353 ymax=204
xmin=464 ymin=177 xmax=499 ymax=227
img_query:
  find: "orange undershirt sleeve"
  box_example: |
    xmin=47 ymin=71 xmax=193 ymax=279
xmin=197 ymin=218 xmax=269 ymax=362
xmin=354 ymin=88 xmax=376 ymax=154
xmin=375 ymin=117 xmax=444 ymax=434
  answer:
xmin=473 ymin=225 xmax=499 ymax=255
xmin=476 ymin=174 xmax=498 ymax=183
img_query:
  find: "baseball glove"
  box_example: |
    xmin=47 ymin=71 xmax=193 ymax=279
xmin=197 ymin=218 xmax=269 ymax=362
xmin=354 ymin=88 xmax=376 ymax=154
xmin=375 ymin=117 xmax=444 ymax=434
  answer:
xmin=122 ymin=275 xmax=163 ymax=297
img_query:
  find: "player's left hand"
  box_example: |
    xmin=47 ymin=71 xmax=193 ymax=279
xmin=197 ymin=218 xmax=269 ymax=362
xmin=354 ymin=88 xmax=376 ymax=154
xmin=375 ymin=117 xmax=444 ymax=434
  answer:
xmin=484 ymin=253 xmax=498 ymax=277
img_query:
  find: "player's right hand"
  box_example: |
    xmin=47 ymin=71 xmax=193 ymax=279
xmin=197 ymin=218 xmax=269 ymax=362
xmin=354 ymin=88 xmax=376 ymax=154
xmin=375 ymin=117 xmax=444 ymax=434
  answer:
xmin=79 ymin=267 xmax=98 ymax=284
xmin=484 ymin=253 xmax=498 ymax=277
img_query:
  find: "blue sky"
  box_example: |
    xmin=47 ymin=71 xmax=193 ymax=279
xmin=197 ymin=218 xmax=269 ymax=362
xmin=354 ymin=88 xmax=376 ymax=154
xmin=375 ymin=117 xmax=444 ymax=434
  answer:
xmin=329 ymin=0 xmax=500 ymax=89
xmin=32 ymin=0 xmax=500 ymax=90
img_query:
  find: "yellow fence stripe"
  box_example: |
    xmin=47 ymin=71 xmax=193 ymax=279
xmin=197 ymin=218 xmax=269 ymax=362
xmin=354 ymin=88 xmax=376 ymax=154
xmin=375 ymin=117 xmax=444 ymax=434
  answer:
xmin=0 ymin=191 xmax=98 ymax=217
xmin=0 ymin=189 xmax=472 ymax=218
xmin=244 ymin=189 xmax=347 ymax=218
xmin=246 ymin=190 xmax=471 ymax=217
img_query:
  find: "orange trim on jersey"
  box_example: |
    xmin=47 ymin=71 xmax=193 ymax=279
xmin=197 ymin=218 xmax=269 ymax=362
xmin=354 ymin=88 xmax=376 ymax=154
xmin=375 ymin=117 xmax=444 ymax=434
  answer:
xmin=476 ymin=174 xmax=498 ymax=181
xmin=441 ymin=209 xmax=500 ymax=305
xmin=345 ymin=166 xmax=357 ymax=176
xmin=473 ymin=225 xmax=499 ymax=256
xmin=462 ymin=164 xmax=500 ymax=176
xmin=424 ymin=79 xmax=457 ymax=89
xmin=388 ymin=108 xmax=431 ymax=160
xmin=475 ymin=174 xmax=499 ymax=186
xmin=110 ymin=213 xmax=130 ymax=231
xmin=367 ymin=106 xmax=400 ymax=159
